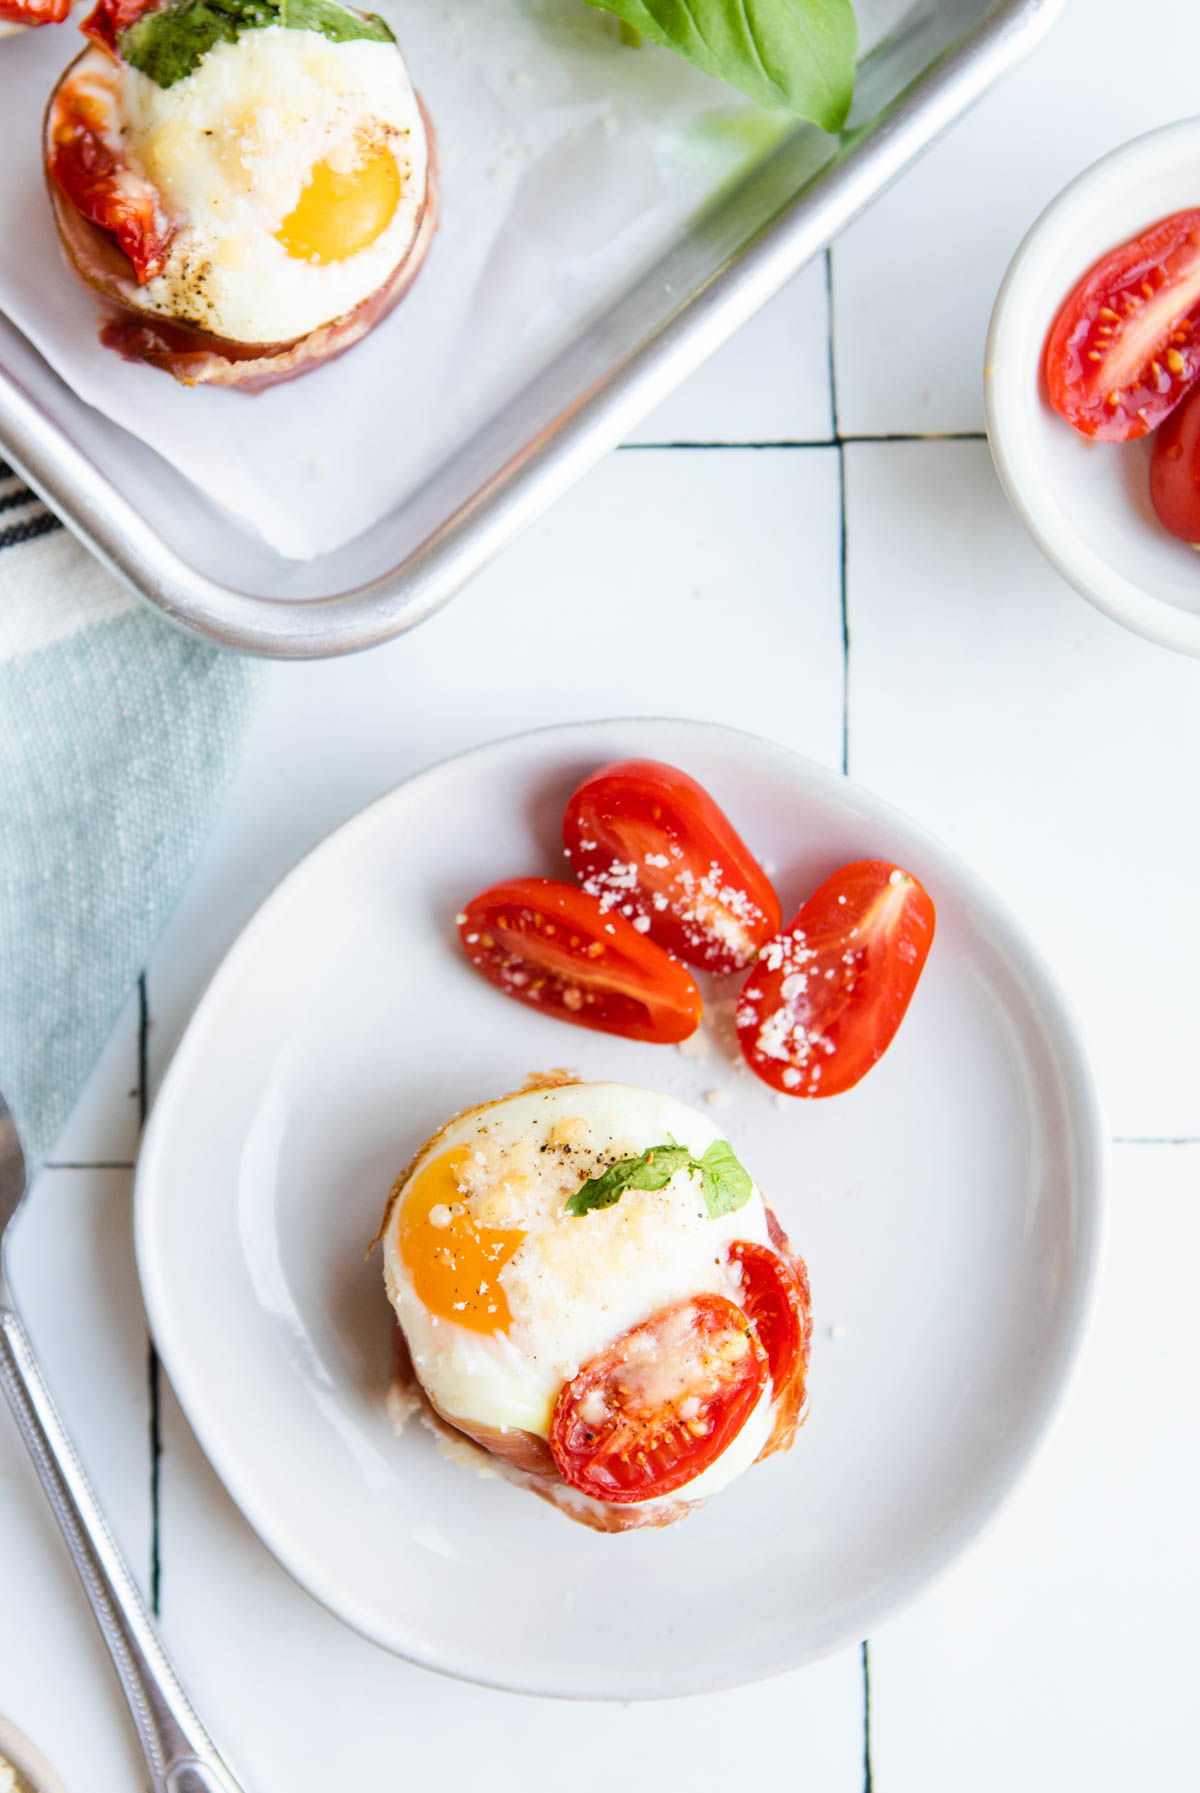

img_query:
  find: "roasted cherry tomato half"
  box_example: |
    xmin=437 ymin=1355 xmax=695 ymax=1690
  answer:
xmin=457 ymin=876 xmax=702 ymax=1044
xmin=730 ymin=1237 xmax=811 ymax=1459
xmin=1045 ymin=208 xmax=1200 ymax=442
xmin=0 ymin=0 xmax=69 ymax=22
xmin=736 ymin=859 xmax=935 ymax=1099
xmin=550 ymin=1293 xmax=767 ymax=1503
xmin=1150 ymin=378 xmax=1200 ymax=542
xmin=562 ymin=759 xmax=781 ymax=974
xmin=81 ymin=0 xmax=157 ymax=47
xmin=47 ymin=75 xmax=173 ymax=283
xmin=728 ymin=1241 xmax=808 ymax=1399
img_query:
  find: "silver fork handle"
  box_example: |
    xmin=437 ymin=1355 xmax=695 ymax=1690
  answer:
xmin=0 ymin=1301 xmax=246 ymax=1793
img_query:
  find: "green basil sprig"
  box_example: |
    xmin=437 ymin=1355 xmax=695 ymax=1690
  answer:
xmin=582 ymin=0 xmax=857 ymax=129
xmin=120 ymin=0 xmax=393 ymax=89
xmin=566 ymin=1139 xmax=753 ymax=1221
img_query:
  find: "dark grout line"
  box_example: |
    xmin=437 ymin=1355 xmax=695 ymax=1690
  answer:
xmin=828 ymin=250 xmax=871 ymax=1793
xmin=825 ymin=250 xmax=840 ymax=441
xmin=836 ymin=447 xmax=848 ymax=777
xmin=1113 ymin=1135 xmax=1200 ymax=1146
xmin=617 ymin=431 xmax=987 ymax=451
xmin=138 ymin=971 xmax=164 ymax=1616
xmin=825 ymin=249 xmax=850 ymax=779
xmin=862 ymin=1640 xmax=875 ymax=1793
xmin=147 ymin=1347 xmax=163 ymax=1615
xmin=43 ymin=1159 xmax=137 ymax=1171
xmin=137 ymin=973 xmax=149 ymax=1131
xmin=619 ymin=439 xmax=836 ymax=450
xmin=845 ymin=430 xmax=987 ymax=445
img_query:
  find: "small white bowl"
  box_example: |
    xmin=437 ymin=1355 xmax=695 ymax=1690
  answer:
xmin=986 ymin=118 xmax=1200 ymax=656
xmin=0 ymin=1717 xmax=69 ymax=1793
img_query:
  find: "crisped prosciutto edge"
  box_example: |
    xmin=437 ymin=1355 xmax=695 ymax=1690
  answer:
xmin=389 ymin=1323 xmax=696 ymax=1535
xmin=44 ymin=55 xmax=438 ymax=393
xmin=759 ymin=1202 xmax=814 ymax=1462
xmin=377 ymin=1073 xmax=813 ymax=1534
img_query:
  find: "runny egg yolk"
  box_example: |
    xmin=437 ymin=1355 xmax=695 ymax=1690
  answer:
xmin=275 ymin=130 xmax=401 ymax=265
xmin=398 ymin=1147 xmax=525 ymax=1335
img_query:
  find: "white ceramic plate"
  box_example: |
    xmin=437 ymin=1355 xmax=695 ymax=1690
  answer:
xmin=986 ymin=118 xmax=1200 ymax=657
xmin=136 ymin=720 xmax=1104 ymax=1699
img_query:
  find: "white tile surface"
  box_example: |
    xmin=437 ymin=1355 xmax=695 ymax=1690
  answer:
xmin=831 ymin=0 xmax=1200 ymax=435
xmin=146 ymin=444 xmax=845 ymax=1083
xmin=155 ymin=1376 xmax=865 ymax=1792
xmin=44 ymin=985 xmax=140 ymax=1168
xmin=868 ymin=1141 xmax=1200 ymax=1793
xmin=844 ymin=437 xmax=1200 ymax=1140
xmin=626 ymin=261 xmax=833 ymax=443
xmin=0 ymin=1168 xmax=150 ymax=1792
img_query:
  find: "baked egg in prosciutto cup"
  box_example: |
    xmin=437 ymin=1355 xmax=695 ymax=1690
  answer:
xmin=44 ymin=0 xmax=437 ymax=389
xmin=377 ymin=1075 xmax=812 ymax=1533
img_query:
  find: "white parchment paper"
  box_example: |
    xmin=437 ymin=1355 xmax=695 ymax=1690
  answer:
xmin=0 ymin=1 xmax=798 ymax=559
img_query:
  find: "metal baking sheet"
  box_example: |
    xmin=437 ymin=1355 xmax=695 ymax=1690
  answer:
xmin=0 ymin=0 xmax=1060 ymax=656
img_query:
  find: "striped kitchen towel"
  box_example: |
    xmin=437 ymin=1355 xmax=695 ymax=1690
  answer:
xmin=0 ymin=464 xmax=259 ymax=1167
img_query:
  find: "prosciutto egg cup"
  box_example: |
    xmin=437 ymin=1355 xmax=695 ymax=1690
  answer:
xmin=44 ymin=0 xmax=437 ymax=390
xmin=378 ymin=1076 xmax=812 ymax=1534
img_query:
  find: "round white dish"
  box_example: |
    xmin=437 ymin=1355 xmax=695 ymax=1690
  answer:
xmin=136 ymin=719 xmax=1104 ymax=1699
xmin=986 ymin=118 xmax=1200 ymax=657
xmin=0 ymin=1716 xmax=70 ymax=1793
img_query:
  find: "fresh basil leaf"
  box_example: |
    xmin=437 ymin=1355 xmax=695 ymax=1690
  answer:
xmin=120 ymin=0 xmax=392 ymax=88
xmin=698 ymin=1139 xmax=753 ymax=1218
xmin=566 ymin=1138 xmax=753 ymax=1219
xmin=120 ymin=0 xmax=277 ymax=88
xmin=581 ymin=0 xmax=857 ymax=129
xmin=282 ymin=0 xmax=393 ymax=44
xmin=565 ymin=1144 xmax=695 ymax=1216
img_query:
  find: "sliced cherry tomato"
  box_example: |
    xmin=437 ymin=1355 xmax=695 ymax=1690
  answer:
xmin=1045 ymin=209 xmax=1200 ymax=442
xmin=728 ymin=1241 xmax=808 ymax=1398
xmin=457 ymin=876 xmax=702 ymax=1044
xmin=562 ymin=759 xmax=781 ymax=974
xmin=0 ymin=0 xmax=69 ymax=23
xmin=47 ymin=64 xmax=173 ymax=284
xmin=550 ymin=1294 xmax=767 ymax=1504
xmin=81 ymin=0 xmax=158 ymax=49
xmin=736 ymin=859 xmax=935 ymax=1099
xmin=1150 ymin=378 xmax=1200 ymax=542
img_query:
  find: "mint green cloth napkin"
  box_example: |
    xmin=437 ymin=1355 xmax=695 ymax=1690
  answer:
xmin=0 ymin=463 xmax=258 ymax=1167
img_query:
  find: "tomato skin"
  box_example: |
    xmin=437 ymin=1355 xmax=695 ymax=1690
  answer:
xmin=457 ymin=876 xmax=702 ymax=1045
xmin=47 ymin=64 xmax=173 ymax=284
xmin=549 ymin=1294 xmax=768 ymax=1504
xmin=1045 ymin=209 xmax=1200 ymax=442
xmin=81 ymin=0 xmax=157 ymax=49
xmin=0 ymin=0 xmax=69 ymax=23
xmin=1149 ymin=380 xmax=1200 ymax=542
xmin=562 ymin=759 xmax=781 ymax=974
xmin=731 ymin=1236 xmax=812 ymax=1459
xmin=728 ymin=1241 xmax=808 ymax=1399
xmin=736 ymin=859 xmax=935 ymax=1099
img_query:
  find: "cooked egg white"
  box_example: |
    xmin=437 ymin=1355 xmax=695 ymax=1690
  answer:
xmin=382 ymin=1082 xmax=776 ymax=1503
xmin=78 ymin=24 xmax=429 ymax=343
